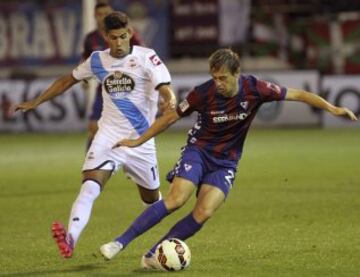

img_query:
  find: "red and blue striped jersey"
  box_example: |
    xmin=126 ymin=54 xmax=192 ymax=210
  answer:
xmin=176 ymin=74 xmax=287 ymax=162
xmin=83 ymin=30 xmax=108 ymax=60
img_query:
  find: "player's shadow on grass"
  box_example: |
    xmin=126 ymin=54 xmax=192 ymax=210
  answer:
xmin=132 ymin=269 xmax=165 ymax=275
xmin=0 ymin=263 xmax=106 ymax=276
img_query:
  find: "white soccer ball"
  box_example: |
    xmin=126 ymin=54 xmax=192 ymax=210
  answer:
xmin=155 ymin=238 xmax=191 ymax=271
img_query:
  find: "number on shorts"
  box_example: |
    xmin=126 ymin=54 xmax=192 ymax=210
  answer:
xmin=225 ymin=170 xmax=234 ymax=188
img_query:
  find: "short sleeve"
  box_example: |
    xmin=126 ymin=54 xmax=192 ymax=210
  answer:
xmin=144 ymin=50 xmax=171 ymax=89
xmin=254 ymin=77 xmax=287 ymax=102
xmin=72 ymin=57 xmax=93 ymax=81
xmin=176 ymin=89 xmax=200 ymax=117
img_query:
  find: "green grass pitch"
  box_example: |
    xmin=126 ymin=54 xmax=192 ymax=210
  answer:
xmin=0 ymin=129 xmax=359 ymax=276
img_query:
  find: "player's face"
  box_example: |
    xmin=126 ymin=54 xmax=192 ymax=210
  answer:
xmin=211 ymin=66 xmax=240 ymax=97
xmin=95 ymin=6 xmax=113 ymax=31
xmin=106 ymin=28 xmax=132 ymax=58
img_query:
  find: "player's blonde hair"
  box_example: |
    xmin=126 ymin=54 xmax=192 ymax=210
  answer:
xmin=209 ymin=49 xmax=241 ymax=75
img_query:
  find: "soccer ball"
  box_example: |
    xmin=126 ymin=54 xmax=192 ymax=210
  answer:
xmin=155 ymin=238 xmax=191 ymax=271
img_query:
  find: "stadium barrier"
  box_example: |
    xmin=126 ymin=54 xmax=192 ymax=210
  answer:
xmin=0 ymin=79 xmax=87 ymax=132
xmin=0 ymin=72 xmax=359 ymax=132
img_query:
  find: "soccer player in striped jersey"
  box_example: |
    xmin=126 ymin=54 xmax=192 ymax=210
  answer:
xmin=99 ymin=48 xmax=357 ymax=268
xmin=14 ymin=11 xmax=176 ymax=258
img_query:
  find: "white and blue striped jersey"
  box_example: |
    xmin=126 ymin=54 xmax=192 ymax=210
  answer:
xmin=72 ymin=46 xmax=171 ymax=152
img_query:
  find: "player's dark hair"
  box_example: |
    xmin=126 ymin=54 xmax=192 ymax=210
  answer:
xmin=104 ymin=11 xmax=129 ymax=33
xmin=209 ymin=49 xmax=241 ymax=75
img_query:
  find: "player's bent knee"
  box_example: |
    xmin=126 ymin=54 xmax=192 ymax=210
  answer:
xmin=193 ymin=206 xmax=215 ymax=223
xmin=164 ymin=194 xmax=187 ymax=211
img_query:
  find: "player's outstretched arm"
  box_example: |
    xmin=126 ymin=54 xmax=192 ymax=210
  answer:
xmin=285 ymin=88 xmax=358 ymax=121
xmin=113 ymin=109 xmax=180 ymax=148
xmin=14 ymin=74 xmax=79 ymax=112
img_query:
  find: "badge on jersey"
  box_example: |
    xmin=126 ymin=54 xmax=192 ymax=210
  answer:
xmin=240 ymin=101 xmax=248 ymax=110
xmin=126 ymin=57 xmax=139 ymax=68
xmin=149 ymin=54 xmax=162 ymax=66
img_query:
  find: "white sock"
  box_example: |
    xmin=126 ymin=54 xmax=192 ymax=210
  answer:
xmin=68 ymin=180 xmax=101 ymax=246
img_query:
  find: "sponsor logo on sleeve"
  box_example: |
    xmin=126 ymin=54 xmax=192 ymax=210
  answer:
xmin=179 ymin=99 xmax=190 ymax=112
xmin=149 ymin=54 xmax=162 ymax=66
xmin=266 ymin=82 xmax=281 ymax=95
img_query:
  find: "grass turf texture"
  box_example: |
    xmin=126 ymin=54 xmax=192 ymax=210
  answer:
xmin=0 ymin=129 xmax=359 ymax=276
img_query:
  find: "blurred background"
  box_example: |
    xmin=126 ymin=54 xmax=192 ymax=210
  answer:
xmin=1 ymin=0 xmax=360 ymax=132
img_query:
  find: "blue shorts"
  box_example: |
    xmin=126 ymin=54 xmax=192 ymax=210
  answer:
xmin=166 ymin=146 xmax=237 ymax=197
xmin=89 ymin=87 xmax=103 ymax=121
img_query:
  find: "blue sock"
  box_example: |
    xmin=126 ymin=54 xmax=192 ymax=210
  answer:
xmin=147 ymin=212 xmax=203 ymax=256
xmin=115 ymin=200 xmax=169 ymax=247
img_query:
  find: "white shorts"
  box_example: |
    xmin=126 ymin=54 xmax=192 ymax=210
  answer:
xmin=82 ymin=133 xmax=160 ymax=190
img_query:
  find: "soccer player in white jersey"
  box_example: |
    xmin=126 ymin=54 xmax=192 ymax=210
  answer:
xmin=14 ymin=11 xmax=176 ymax=258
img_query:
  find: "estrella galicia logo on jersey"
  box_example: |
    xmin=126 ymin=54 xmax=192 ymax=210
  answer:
xmin=149 ymin=54 xmax=162 ymax=66
xmin=104 ymin=71 xmax=135 ymax=97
